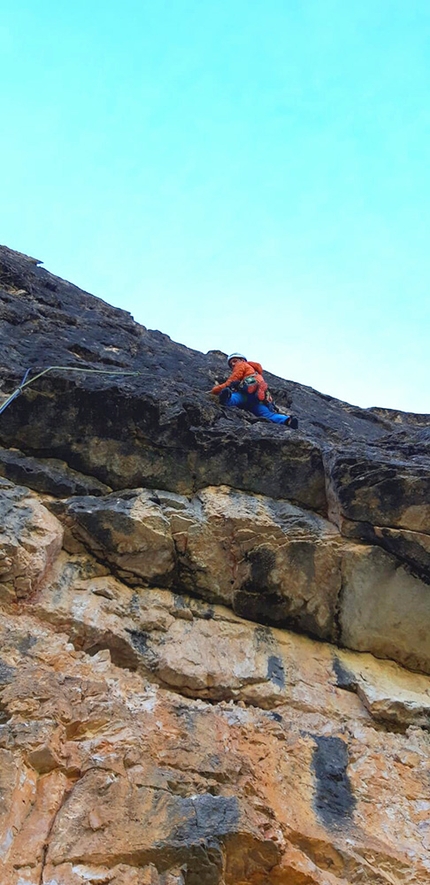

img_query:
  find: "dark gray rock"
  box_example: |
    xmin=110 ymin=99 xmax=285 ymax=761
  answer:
xmin=0 ymin=446 xmax=111 ymax=497
xmin=0 ymin=245 xmax=429 ymax=584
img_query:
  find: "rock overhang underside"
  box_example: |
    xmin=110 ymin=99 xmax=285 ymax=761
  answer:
xmin=0 ymin=245 xmax=429 ymax=884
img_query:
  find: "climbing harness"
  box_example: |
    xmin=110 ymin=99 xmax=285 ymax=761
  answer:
xmin=0 ymin=365 xmax=140 ymax=416
xmin=238 ymin=374 xmax=271 ymax=403
xmin=229 ymin=377 xmax=278 ymax=412
xmin=238 ymin=374 xmax=259 ymax=395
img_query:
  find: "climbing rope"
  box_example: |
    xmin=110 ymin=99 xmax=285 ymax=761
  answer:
xmin=0 ymin=365 xmax=140 ymax=416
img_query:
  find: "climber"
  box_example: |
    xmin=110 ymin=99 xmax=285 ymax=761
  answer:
xmin=210 ymin=354 xmax=298 ymax=428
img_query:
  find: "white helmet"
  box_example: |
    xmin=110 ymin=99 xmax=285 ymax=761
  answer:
xmin=227 ymin=352 xmax=247 ymax=366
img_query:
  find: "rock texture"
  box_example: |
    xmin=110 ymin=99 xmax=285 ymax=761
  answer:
xmin=0 ymin=245 xmax=429 ymax=884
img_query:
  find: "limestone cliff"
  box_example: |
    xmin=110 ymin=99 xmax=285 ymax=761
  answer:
xmin=0 ymin=245 xmax=429 ymax=885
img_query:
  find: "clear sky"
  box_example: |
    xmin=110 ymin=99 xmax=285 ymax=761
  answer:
xmin=1 ymin=1 xmax=429 ymax=413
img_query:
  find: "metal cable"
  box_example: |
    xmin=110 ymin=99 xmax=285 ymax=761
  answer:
xmin=0 ymin=365 xmax=140 ymax=416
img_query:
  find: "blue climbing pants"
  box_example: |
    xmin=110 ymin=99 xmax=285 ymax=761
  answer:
xmin=224 ymin=391 xmax=289 ymax=424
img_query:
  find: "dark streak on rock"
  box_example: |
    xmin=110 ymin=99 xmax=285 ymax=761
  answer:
xmin=332 ymin=656 xmax=358 ymax=693
xmin=126 ymin=629 xmax=159 ymax=671
xmin=166 ymin=794 xmax=241 ymax=885
xmin=267 ymin=711 xmax=283 ymax=722
xmin=244 ymin=548 xmax=277 ymax=592
xmin=267 ymin=655 xmax=285 ymax=689
xmin=0 ymin=660 xmax=16 ymax=685
xmin=254 ymin=625 xmax=274 ymax=647
xmin=311 ymin=735 xmax=356 ymax=828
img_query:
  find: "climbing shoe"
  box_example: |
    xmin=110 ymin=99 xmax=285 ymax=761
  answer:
xmin=284 ymin=416 xmax=298 ymax=429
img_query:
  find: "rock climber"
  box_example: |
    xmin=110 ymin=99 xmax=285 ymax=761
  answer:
xmin=210 ymin=353 xmax=298 ymax=428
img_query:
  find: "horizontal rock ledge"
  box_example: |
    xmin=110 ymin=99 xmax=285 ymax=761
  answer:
xmin=39 ymin=483 xmax=430 ymax=675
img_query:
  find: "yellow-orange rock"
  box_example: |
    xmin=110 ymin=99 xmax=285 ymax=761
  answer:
xmin=0 ymin=480 xmax=63 ymax=601
xmin=0 ymin=479 xmax=428 ymax=884
xmin=0 ymin=576 xmax=429 ymax=883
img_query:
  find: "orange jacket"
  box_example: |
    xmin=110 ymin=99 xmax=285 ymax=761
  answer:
xmin=211 ymin=360 xmax=265 ymax=395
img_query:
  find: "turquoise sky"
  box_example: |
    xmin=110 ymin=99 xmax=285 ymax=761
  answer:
xmin=2 ymin=1 xmax=429 ymax=413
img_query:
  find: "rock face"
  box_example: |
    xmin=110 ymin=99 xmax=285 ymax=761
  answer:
xmin=0 ymin=245 xmax=429 ymax=885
